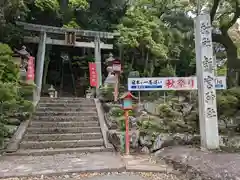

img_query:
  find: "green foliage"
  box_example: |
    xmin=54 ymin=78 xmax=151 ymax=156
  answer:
xmin=217 ymin=65 xmax=227 ymax=76
xmin=117 ymin=1 xmax=168 ymax=58
xmin=69 ymin=0 xmax=89 ymax=10
xmin=99 ymin=85 xmax=115 ymax=102
xmin=216 ymin=87 xmax=240 ymax=133
xmin=110 ymin=107 xmax=124 ymax=117
xmin=115 ymin=0 xmax=195 ymax=80
xmin=63 ymin=18 xmax=80 ymax=28
xmin=0 ymin=43 xmax=34 ymax=146
xmin=217 ymin=92 xmax=238 ymax=121
xmin=159 ymin=64 xmax=176 ymax=77
xmin=35 ymin=0 xmax=60 ymax=12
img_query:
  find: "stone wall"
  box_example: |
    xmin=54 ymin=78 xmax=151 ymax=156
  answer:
xmin=107 ymin=130 xmax=240 ymax=153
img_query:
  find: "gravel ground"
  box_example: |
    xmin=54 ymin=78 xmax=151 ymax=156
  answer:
xmin=0 ymin=172 xmax=187 ymax=180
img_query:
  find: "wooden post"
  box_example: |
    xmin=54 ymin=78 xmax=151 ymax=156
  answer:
xmin=125 ymin=110 xmax=130 ymax=155
xmin=35 ymin=31 xmax=47 ymax=100
xmin=120 ymin=92 xmax=137 ymax=155
xmin=114 ymin=73 xmax=119 ymax=102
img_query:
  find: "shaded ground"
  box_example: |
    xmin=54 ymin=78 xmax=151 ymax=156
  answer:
xmin=0 ymin=152 xmax=124 ymax=178
xmin=155 ymin=146 xmax=240 ymax=180
xmin=0 ymin=152 xmax=183 ymax=179
xmin=0 ymin=172 xmax=187 ymax=180
xmin=2 ymin=146 xmax=240 ymax=180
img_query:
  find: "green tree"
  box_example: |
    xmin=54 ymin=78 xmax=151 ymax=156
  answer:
xmin=187 ymin=0 xmax=240 ymax=87
xmin=0 ymin=43 xmax=33 ymax=145
xmin=116 ymin=0 xmax=194 ymax=81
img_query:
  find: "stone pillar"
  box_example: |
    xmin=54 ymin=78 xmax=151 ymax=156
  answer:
xmin=195 ymin=13 xmax=219 ymax=149
xmin=35 ymin=31 xmax=47 ymax=100
xmin=94 ymin=36 xmax=102 ymax=95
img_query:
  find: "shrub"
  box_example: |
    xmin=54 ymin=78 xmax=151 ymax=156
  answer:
xmin=0 ymin=43 xmax=34 ymax=146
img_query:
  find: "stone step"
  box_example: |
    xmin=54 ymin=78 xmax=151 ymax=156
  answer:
xmin=5 ymin=146 xmax=114 ymax=156
xmin=20 ymin=139 xmax=104 ymax=149
xmin=26 ymin=127 xmax=101 ymax=134
xmin=37 ymin=107 xmax=96 ymax=112
xmin=34 ymin=111 xmax=97 ymax=116
xmin=30 ymin=121 xmax=100 ymax=128
xmin=38 ymin=103 xmax=96 ymax=108
xmin=40 ymin=97 xmax=92 ymax=101
xmin=23 ymin=133 xmax=103 ymax=141
xmin=39 ymin=98 xmax=94 ymax=104
xmin=33 ymin=115 xmax=98 ymax=122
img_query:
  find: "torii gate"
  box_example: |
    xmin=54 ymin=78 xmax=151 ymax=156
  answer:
xmin=16 ymin=21 xmax=119 ymax=102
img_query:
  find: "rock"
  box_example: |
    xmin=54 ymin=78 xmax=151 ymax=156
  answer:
xmin=189 ymin=135 xmax=200 ymax=145
xmin=219 ymin=136 xmax=227 ymax=147
xmin=109 ymin=121 xmax=118 ymax=130
xmin=107 ymin=130 xmax=121 ymax=151
xmin=108 ymin=130 xmax=141 ymax=151
xmin=141 ymin=146 xmax=150 ymax=154
xmin=156 ymin=134 xmax=176 ymax=148
xmin=5 ymin=125 xmax=18 ymax=136
xmin=151 ymin=135 xmax=164 ymax=152
xmin=178 ymin=96 xmax=186 ymax=102
xmin=129 ymin=116 xmax=138 ymax=128
xmin=150 ymin=133 xmax=199 ymax=151
xmin=182 ymin=103 xmax=193 ymax=115
xmin=64 ymin=175 xmax=70 ymax=178
xmin=7 ymin=118 xmax=21 ymax=126
xmin=0 ymin=138 xmax=10 ymax=150
xmin=223 ymin=136 xmax=240 ymax=148
xmin=130 ymin=130 xmax=139 ymax=148
xmin=139 ymin=134 xmax=152 ymax=147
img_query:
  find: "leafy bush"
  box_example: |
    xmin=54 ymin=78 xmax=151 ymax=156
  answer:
xmin=99 ymin=85 xmax=114 ymax=102
xmin=217 ymin=87 xmax=240 ymax=131
xmin=0 ymin=43 xmax=34 ymax=146
xmin=110 ymin=107 xmax=124 ymax=117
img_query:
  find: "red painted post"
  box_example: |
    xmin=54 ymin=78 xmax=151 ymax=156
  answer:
xmin=125 ymin=110 xmax=130 ymax=155
xmin=114 ymin=73 xmax=119 ymax=102
xmin=120 ymin=92 xmax=137 ymax=155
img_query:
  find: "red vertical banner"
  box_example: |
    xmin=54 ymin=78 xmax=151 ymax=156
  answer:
xmin=89 ymin=62 xmax=98 ymax=87
xmin=27 ymin=56 xmax=35 ymax=81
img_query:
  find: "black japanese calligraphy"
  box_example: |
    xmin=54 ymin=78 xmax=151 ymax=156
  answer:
xmin=154 ymin=80 xmax=158 ymax=84
xmin=205 ymin=90 xmax=216 ymax=104
xmin=202 ymin=56 xmax=213 ymax=73
xmin=201 ymin=37 xmax=211 ymax=47
xmin=200 ymin=22 xmax=211 ymax=35
xmin=206 ymin=107 xmax=217 ymax=118
xmin=204 ymin=75 xmax=214 ymax=89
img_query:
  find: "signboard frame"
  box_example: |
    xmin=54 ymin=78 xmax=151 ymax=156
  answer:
xmin=128 ymin=76 xmax=226 ymax=91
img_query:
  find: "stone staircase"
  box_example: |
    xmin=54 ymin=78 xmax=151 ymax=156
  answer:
xmin=10 ymin=97 xmax=111 ymax=156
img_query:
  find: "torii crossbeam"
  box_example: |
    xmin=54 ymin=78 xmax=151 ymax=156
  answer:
xmin=16 ymin=21 xmax=119 ymax=102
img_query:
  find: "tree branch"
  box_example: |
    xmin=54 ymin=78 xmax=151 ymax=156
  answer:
xmin=210 ymin=0 xmax=220 ymax=23
xmin=221 ymin=0 xmax=240 ymax=32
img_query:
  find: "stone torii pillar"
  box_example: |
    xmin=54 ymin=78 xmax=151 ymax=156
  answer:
xmin=94 ymin=36 xmax=102 ymax=96
xmin=35 ymin=32 xmax=47 ymax=100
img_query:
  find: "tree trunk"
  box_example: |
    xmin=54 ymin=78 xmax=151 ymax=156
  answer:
xmin=213 ymin=31 xmax=240 ymax=88
xmin=222 ymin=32 xmax=240 ymax=88
xmin=150 ymin=57 xmax=155 ymax=77
xmin=144 ymin=49 xmax=149 ymax=76
xmin=226 ymin=48 xmax=239 ymax=88
xmin=129 ymin=51 xmax=134 ymax=70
